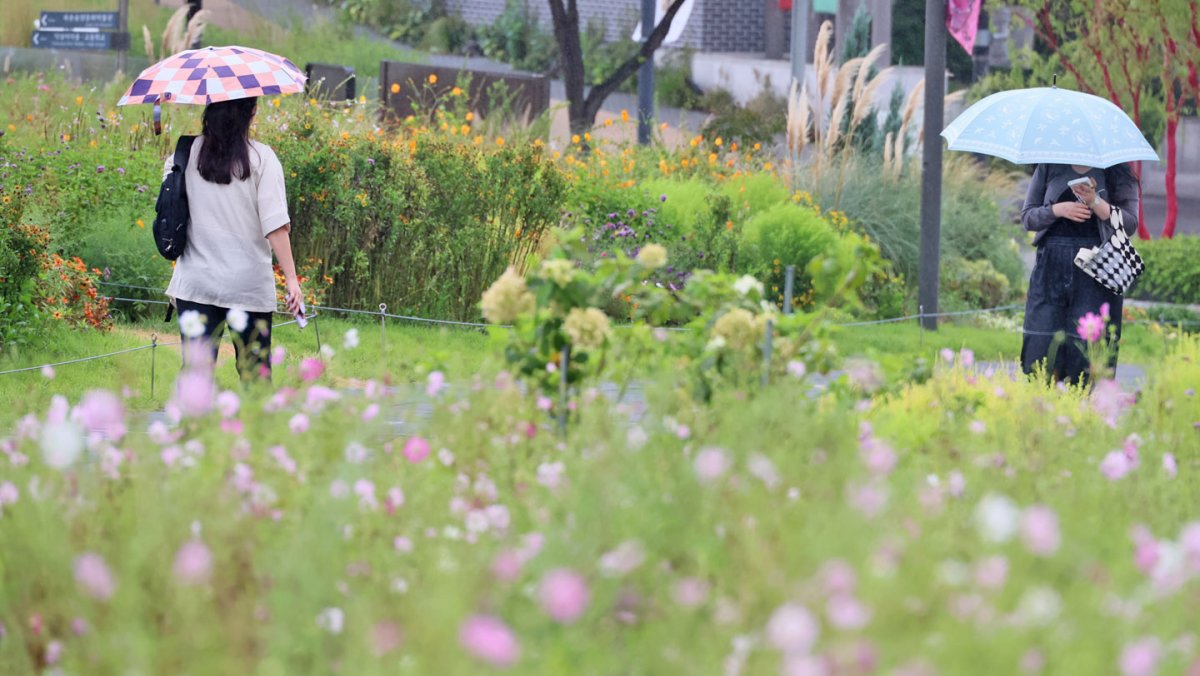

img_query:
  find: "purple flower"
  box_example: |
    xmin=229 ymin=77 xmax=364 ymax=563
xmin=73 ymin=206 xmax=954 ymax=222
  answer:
xmin=367 ymin=158 xmax=375 ymax=165
xmin=659 ymin=194 xmax=667 ymax=202
xmin=116 ymin=167 xmax=125 ymax=175
xmin=96 ymin=165 xmax=105 ymax=173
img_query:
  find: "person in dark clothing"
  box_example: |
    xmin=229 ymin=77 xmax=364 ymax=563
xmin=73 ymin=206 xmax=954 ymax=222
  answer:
xmin=1019 ymin=162 xmax=1140 ymax=384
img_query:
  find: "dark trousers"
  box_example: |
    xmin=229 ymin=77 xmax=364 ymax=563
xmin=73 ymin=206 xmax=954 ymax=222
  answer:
xmin=1021 ymin=237 xmax=1123 ymax=385
xmin=175 ymin=299 xmax=273 ymax=381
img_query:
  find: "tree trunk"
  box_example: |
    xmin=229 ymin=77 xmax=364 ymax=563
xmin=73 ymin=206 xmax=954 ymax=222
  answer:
xmin=1163 ymin=86 xmax=1178 ymax=239
xmin=547 ymin=0 xmax=589 ymax=136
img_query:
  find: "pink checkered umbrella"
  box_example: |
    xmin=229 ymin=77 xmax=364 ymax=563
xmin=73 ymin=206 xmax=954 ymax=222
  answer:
xmin=118 ymin=45 xmax=305 ymax=132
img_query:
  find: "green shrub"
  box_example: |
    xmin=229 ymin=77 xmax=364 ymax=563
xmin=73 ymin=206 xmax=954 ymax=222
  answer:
xmin=476 ymin=0 xmax=558 ymax=73
xmin=637 ymin=177 xmax=711 ymax=235
xmin=720 ymin=171 xmax=790 ymax=219
xmin=74 ymin=206 xmax=172 ymax=321
xmin=701 ymin=88 xmax=787 ymax=147
xmin=806 ymin=155 xmax=1026 ymax=304
xmin=656 ymin=48 xmax=703 ymax=110
xmin=268 ymin=130 xmax=567 ymax=321
xmin=940 ymin=256 xmax=1012 ymax=311
xmin=738 ymin=203 xmax=841 ymax=303
xmin=1131 ymin=235 xmax=1200 ymax=304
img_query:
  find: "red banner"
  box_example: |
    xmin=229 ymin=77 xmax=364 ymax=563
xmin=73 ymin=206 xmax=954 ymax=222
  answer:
xmin=946 ymin=0 xmax=982 ymax=54
xmin=780 ymin=0 xmax=793 ymax=10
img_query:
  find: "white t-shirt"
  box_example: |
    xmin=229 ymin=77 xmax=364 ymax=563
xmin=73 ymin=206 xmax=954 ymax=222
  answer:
xmin=163 ymin=136 xmax=290 ymax=313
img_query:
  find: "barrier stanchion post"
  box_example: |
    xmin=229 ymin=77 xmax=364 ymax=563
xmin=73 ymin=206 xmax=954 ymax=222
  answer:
xmin=312 ymin=311 xmax=323 ymax=353
xmin=783 ymin=266 xmax=795 ymax=315
xmin=379 ymin=303 xmax=388 ymax=353
xmin=761 ymin=319 xmax=774 ymax=388
xmin=918 ymin=305 xmax=925 ymax=351
xmin=558 ymin=346 xmax=570 ymax=436
xmin=150 ymin=333 xmax=158 ymax=399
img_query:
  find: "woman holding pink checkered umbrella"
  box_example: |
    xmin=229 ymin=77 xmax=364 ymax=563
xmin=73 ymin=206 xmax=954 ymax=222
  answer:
xmin=118 ymin=46 xmax=307 ymax=381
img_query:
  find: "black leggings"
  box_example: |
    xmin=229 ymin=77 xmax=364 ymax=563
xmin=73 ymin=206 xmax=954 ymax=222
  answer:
xmin=175 ymin=299 xmax=274 ymax=381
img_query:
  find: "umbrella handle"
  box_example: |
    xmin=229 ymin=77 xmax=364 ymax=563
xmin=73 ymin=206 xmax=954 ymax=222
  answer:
xmin=153 ymin=102 xmax=162 ymax=136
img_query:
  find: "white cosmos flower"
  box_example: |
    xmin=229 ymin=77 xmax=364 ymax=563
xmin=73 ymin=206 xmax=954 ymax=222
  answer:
xmin=733 ymin=275 xmax=764 ymax=297
xmin=975 ymin=493 xmax=1021 ymax=543
xmin=179 ymin=310 xmax=206 ymax=339
xmin=40 ymin=421 xmax=84 ymax=470
xmin=226 ymin=308 xmax=249 ymax=333
xmin=343 ymin=328 xmax=360 ymax=349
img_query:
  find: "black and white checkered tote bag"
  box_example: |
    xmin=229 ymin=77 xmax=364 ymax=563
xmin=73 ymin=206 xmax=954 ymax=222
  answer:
xmin=1073 ymin=206 xmax=1145 ymax=296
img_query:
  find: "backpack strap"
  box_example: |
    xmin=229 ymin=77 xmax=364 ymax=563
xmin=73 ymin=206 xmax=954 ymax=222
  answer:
xmin=174 ymin=135 xmax=196 ymax=170
xmin=163 ymin=135 xmax=196 ymax=325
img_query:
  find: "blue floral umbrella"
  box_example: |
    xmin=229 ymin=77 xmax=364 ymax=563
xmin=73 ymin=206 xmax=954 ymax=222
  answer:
xmin=941 ymin=87 xmax=1158 ymax=168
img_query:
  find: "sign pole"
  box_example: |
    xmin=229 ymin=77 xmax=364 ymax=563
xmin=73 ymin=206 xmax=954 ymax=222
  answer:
xmin=117 ymin=0 xmax=129 ymax=74
xmin=789 ymin=0 xmax=810 ymax=85
xmin=637 ymin=0 xmax=655 ymax=145
xmin=918 ymin=0 xmax=945 ymax=331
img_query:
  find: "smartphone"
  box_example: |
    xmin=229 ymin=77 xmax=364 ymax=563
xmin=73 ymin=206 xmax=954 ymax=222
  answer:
xmin=288 ymin=293 xmax=308 ymax=329
xmin=1067 ymin=177 xmax=1092 ymax=187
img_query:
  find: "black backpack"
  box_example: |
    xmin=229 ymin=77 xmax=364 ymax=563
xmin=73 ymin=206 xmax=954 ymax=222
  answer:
xmin=153 ymin=135 xmax=196 ymax=261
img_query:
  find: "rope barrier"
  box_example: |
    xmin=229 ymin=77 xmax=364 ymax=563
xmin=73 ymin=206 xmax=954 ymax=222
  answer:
xmin=1 ymin=281 xmax=1179 ymax=380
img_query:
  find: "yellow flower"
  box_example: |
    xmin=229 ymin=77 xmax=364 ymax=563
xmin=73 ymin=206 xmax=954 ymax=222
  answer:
xmin=89 ymin=139 xmax=97 ymax=148
xmin=309 ymin=98 xmax=317 ymax=106
xmin=359 ymin=95 xmax=367 ymax=104
xmin=584 ymin=132 xmax=592 ymax=142
xmin=75 ymin=96 xmax=84 ymax=106
xmin=763 ymin=162 xmax=773 ymax=171
xmin=466 ymin=112 xmax=474 ymax=121
xmin=604 ymin=118 xmax=613 ymax=127
xmin=620 ymin=109 xmax=629 ymax=122
xmin=636 ymin=243 xmax=667 ymax=270
xmin=474 ymin=135 xmax=483 ymax=145
xmin=1 ymin=196 xmax=10 ymax=204
xmin=341 ymin=131 xmax=350 ymax=140
xmin=571 ymin=134 xmax=581 ymax=145
xmin=715 ymin=137 xmax=723 ymax=147
xmin=496 ymin=137 xmax=505 ymax=147
xmin=460 ymin=124 xmax=470 ymax=135
xmin=753 ymin=143 xmax=762 ymax=151
xmin=136 ymin=219 xmax=145 ymax=228
xmin=6 ymin=124 xmax=14 ymax=132
xmin=428 ymin=73 xmax=438 ymax=84
xmin=451 ymin=86 xmax=463 ymax=96
xmin=390 ymin=83 xmax=401 ymax=94
xmin=481 ymin=267 xmax=535 ymax=324
xmin=563 ymin=307 xmax=611 ymax=351
xmin=62 ymin=133 xmax=71 ymax=142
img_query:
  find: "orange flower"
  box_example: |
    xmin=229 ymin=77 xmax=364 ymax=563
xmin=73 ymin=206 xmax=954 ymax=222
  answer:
xmin=428 ymin=73 xmax=438 ymax=85
xmin=390 ymin=83 xmax=401 ymax=94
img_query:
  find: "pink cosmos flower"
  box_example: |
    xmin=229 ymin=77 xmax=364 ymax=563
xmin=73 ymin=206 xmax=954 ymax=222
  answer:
xmin=74 ymin=552 xmax=116 ymax=600
xmin=821 ymin=560 xmax=857 ymax=596
xmin=782 ymin=654 xmax=830 ymax=676
xmin=693 ymin=447 xmax=731 ymax=484
xmin=45 ymin=640 xmax=63 ymax=666
xmin=362 ymin=403 xmax=380 ymax=422
xmin=1020 ymin=506 xmax=1062 ymax=557
xmin=371 ymin=620 xmax=404 ymax=656
xmin=77 ymin=390 xmax=126 ymax=442
xmin=0 ymin=481 xmax=18 ymax=508
xmin=288 ymin=413 xmax=309 ymax=434
xmin=672 ymin=577 xmax=710 ymax=608
xmin=1101 ymin=451 xmax=1133 ymax=481
xmin=270 ymin=346 xmax=286 ymax=365
xmin=1131 ymin=526 xmax=1161 ymax=575
xmin=459 ymin=614 xmax=520 ymax=668
xmin=173 ymin=539 xmax=213 ymax=585
xmin=491 ymin=549 xmax=524 ymax=582
xmin=175 ymin=370 xmax=215 ymax=418
xmin=41 ymin=365 xmax=55 ymax=379
xmin=969 ymin=420 xmax=986 ymax=435
xmin=847 ymin=481 xmax=888 ymax=518
xmin=787 ymin=360 xmax=807 ymax=378
xmin=539 ymin=568 xmax=590 ymax=623
xmin=940 ymin=348 xmax=955 ymax=364
xmin=299 ymin=358 xmax=325 ymax=382
xmin=1163 ymin=453 xmax=1178 ymax=478
xmin=1093 ymin=379 xmax=1135 ymax=428
xmin=599 ymin=540 xmax=645 ymax=577
xmin=1119 ymin=637 xmax=1161 ymax=676
xmin=427 ymin=371 xmax=446 ymax=397
xmin=216 ymin=391 xmax=240 ymax=418
xmin=536 ymin=396 xmax=553 ymax=412
xmin=71 ymin=617 xmax=89 ymax=636
xmin=1100 ymin=302 xmax=1111 ymax=320
xmin=403 ymin=436 xmax=430 ymax=463
xmin=827 ymin=594 xmax=871 ymax=630
xmin=394 ymin=536 xmax=413 ymax=553
xmin=1077 ymin=312 xmax=1105 ymax=343
xmin=766 ymin=602 xmax=820 ymax=654
xmin=973 ymin=556 xmax=1009 ymax=590
xmin=859 ymin=436 xmax=897 ymax=476
xmin=948 ymin=470 xmax=966 ymax=498
xmin=960 ymin=348 xmax=975 ymax=367
xmin=386 ymin=487 xmax=404 ymax=513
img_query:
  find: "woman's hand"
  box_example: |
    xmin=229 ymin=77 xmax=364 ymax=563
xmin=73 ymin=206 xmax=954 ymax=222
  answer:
xmin=285 ymin=279 xmax=304 ymax=316
xmin=1052 ymin=201 xmax=1092 ymax=222
xmin=1071 ymin=177 xmax=1098 ymax=205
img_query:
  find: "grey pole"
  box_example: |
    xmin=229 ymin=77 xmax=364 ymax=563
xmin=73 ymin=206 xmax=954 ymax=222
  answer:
xmin=379 ymin=303 xmax=388 ymax=353
xmin=557 ymin=346 xmax=570 ymax=434
xmin=637 ymin=0 xmax=656 ymax=145
xmin=765 ymin=0 xmax=785 ymax=60
xmin=761 ymin=319 xmax=774 ymax=388
xmin=783 ymin=265 xmax=795 ymax=315
xmin=918 ymin=0 xmax=946 ymax=331
xmin=117 ymin=0 xmax=129 ymax=74
xmin=789 ymin=0 xmax=811 ymax=85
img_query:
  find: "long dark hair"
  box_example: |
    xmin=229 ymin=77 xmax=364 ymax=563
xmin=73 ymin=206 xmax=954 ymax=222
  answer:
xmin=197 ymin=97 xmax=257 ymax=184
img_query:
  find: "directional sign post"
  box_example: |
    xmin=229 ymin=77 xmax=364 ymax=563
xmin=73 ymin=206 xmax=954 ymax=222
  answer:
xmin=33 ymin=1 xmax=130 ymax=71
xmin=31 ymin=30 xmax=129 ymax=51
xmin=39 ymin=11 xmax=120 ymax=29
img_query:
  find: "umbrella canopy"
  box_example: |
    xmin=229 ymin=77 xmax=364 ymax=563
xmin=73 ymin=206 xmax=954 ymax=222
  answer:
xmin=941 ymin=87 xmax=1159 ymax=168
xmin=118 ymin=45 xmax=305 ymax=106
